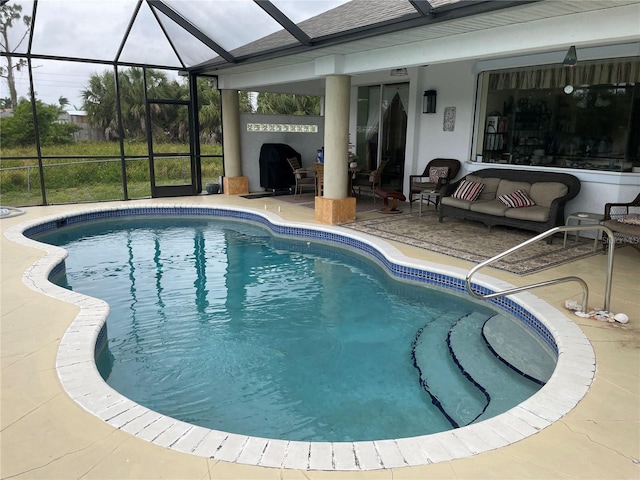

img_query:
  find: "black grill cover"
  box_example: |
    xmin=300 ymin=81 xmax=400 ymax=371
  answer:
xmin=259 ymin=143 xmax=301 ymax=190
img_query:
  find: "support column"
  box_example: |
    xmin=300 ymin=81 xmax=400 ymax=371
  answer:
xmin=315 ymin=75 xmax=356 ymax=224
xmin=221 ymin=89 xmax=248 ymax=195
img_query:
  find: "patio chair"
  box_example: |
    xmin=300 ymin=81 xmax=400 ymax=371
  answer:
xmin=353 ymin=159 xmax=389 ymax=202
xmin=409 ymin=158 xmax=461 ymax=208
xmin=287 ymin=157 xmax=316 ymax=198
xmin=602 ymin=192 xmax=640 ymax=250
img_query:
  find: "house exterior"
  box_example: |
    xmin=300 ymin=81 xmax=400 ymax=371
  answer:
xmin=58 ymin=110 xmax=105 ymax=142
xmin=199 ymin=0 xmax=640 ymax=221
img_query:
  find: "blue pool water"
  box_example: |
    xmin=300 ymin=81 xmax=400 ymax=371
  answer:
xmin=36 ymin=216 xmax=553 ymax=442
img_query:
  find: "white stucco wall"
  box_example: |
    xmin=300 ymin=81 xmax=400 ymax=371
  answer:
xmin=413 ymin=61 xmax=477 ymax=172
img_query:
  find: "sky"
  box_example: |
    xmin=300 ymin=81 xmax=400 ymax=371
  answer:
xmin=1 ymin=0 xmax=349 ymax=109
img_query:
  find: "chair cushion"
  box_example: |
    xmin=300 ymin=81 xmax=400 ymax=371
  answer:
xmin=412 ymin=181 xmax=437 ymax=192
xmin=498 ymin=189 xmax=536 ymax=208
xmin=429 ymin=166 xmax=449 ymax=183
xmin=618 ymin=214 xmax=640 ymax=225
xmin=604 ymin=219 xmax=640 ymax=237
xmin=452 ymin=180 xmax=484 ymax=201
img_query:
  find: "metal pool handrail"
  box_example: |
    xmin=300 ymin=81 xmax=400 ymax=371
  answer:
xmin=465 ymin=224 xmax=616 ymax=313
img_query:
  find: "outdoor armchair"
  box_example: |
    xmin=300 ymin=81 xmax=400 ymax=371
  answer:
xmin=602 ymin=192 xmax=640 ymax=249
xmin=353 ymin=159 xmax=389 ymax=202
xmin=410 ymin=158 xmax=461 ymax=208
xmin=287 ymin=157 xmax=316 ymax=198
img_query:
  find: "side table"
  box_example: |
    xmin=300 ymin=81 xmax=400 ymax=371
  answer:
xmin=563 ymin=212 xmax=604 ymax=252
xmin=419 ymin=189 xmax=440 ymax=217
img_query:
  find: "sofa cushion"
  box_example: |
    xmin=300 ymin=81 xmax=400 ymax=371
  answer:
xmin=496 ymin=179 xmax=532 ymax=197
xmin=529 ymin=182 xmax=569 ymax=208
xmin=441 ymin=196 xmax=473 ymax=210
xmin=504 ymin=205 xmax=550 ymax=222
xmin=452 ymin=180 xmax=484 ymax=201
xmin=498 ymin=189 xmax=536 ymax=208
xmin=466 ymin=175 xmax=501 ymax=201
xmin=470 ymin=199 xmax=509 ymax=216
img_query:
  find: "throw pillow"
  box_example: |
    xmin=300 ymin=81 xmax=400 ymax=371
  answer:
xmin=498 ymin=189 xmax=536 ymax=208
xmin=617 ymin=213 xmax=640 ymax=225
xmin=452 ymin=180 xmax=484 ymax=201
xmin=429 ymin=166 xmax=449 ymax=183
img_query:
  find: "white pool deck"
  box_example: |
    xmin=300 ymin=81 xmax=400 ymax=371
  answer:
xmin=1 ymin=194 xmax=639 ymax=479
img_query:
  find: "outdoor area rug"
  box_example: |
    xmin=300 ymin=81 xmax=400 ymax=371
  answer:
xmin=342 ymin=210 xmax=602 ymax=275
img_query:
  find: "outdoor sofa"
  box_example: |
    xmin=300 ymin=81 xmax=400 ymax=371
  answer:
xmin=438 ymin=168 xmax=581 ymax=242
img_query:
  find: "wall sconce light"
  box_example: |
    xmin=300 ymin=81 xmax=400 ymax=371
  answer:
xmin=563 ymin=45 xmax=577 ymax=67
xmin=423 ymin=90 xmax=437 ymax=114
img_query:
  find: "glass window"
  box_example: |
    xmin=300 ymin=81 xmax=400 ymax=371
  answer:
xmin=476 ymin=59 xmax=640 ymax=172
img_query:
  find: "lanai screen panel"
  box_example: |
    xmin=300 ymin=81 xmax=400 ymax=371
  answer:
xmin=30 ymin=0 xmax=135 ymax=61
xmin=162 ymin=0 xmax=298 ymax=59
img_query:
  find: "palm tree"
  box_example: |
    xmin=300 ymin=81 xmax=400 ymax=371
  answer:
xmin=256 ymin=92 xmax=321 ymax=115
xmin=82 ymin=67 xmax=191 ymax=141
xmin=197 ymin=78 xmax=222 ymax=144
xmin=82 ymin=70 xmax=119 ymax=139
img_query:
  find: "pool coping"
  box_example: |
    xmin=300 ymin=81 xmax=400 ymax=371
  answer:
xmin=4 ymin=203 xmax=596 ymax=471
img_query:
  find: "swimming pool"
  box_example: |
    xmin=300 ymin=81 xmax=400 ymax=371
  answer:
xmin=34 ymin=215 xmax=553 ymax=442
xmin=8 ymin=204 xmax=595 ymax=470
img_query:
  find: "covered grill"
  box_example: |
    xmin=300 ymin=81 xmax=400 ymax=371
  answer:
xmin=258 ymin=143 xmax=301 ymax=191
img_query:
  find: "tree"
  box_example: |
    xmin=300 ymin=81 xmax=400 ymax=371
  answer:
xmin=0 ymin=98 xmax=80 ymax=147
xmin=0 ymin=2 xmax=31 ymax=108
xmin=195 ymin=81 xmax=253 ymax=144
xmin=82 ymin=70 xmax=118 ymax=139
xmin=197 ymin=78 xmax=222 ymax=143
xmin=82 ymin=67 xmax=190 ymax=141
xmin=256 ymin=92 xmax=321 ymax=115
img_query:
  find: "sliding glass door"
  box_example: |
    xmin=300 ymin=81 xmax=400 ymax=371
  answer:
xmin=356 ymin=83 xmax=408 ymax=192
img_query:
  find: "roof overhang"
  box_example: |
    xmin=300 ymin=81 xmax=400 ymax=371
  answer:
xmin=204 ymin=0 xmax=640 ymax=93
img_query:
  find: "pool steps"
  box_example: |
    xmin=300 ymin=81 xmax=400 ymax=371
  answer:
xmin=449 ymin=314 xmax=542 ymax=421
xmin=412 ymin=312 xmax=488 ymax=428
xmin=414 ymin=311 xmax=555 ymax=429
xmin=482 ymin=315 xmax=556 ymax=384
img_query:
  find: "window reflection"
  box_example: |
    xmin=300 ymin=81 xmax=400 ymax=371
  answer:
xmin=478 ymin=59 xmax=639 ymax=172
